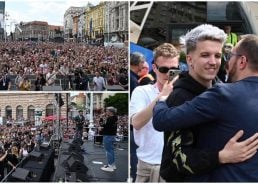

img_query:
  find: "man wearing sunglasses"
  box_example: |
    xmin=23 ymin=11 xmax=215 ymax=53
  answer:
xmin=130 ymin=43 xmax=179 ymax=182
xmin=153 ymin=34 xmax=258 ymax=182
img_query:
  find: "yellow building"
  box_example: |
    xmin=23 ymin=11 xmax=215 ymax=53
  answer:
xmin=85 ymin=2 xmax=105 ymax=41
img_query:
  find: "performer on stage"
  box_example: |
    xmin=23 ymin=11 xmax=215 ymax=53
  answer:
xmin=74 ymin=110 xmax=85 ymax=140
xmin=100 ymin=107 xmax=118 ymax=172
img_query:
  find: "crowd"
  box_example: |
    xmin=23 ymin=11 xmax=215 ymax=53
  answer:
xmin=0 ymin=121 xmax=55 ymax=181
xmin=0 ymin=41 xmax=128 ymax=91
xmin=0 ymin=110 xmax=128 ymax=180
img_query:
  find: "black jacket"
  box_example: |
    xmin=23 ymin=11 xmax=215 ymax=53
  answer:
xmin=102 ymin=115 xmax=118 ymax=136
xmin=160 ymin=72 xmax=219 ymax=182
xmin=74 ymin=115 xmax=85 ymax=130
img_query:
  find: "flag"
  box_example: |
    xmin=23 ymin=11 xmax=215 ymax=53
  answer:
xmin=89 ymin=18 xmax=92 ymax=33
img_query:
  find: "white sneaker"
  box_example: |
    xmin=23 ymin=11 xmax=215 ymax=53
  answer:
xmin=101 ymin=165 xmax=114 ymax=172
xmin=103 ymin=164 xmax=116 ymax=170
xmin=112 ymin=164 xmax=117 ymax=170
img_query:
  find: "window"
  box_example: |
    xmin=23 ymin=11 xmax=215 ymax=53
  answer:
xmin=46 ymin=104 xmax=55 ymax=117
xmin=16 ymin=105 xmax=23 ymax=120
xmin=5 ymin=106 xmax=12 ymax=119
xmin=28 ymin=105 xmax=35 ymax=122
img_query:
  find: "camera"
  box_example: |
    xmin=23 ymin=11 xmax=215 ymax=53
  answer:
xmin=168 ymin=69 xmax=180 ymax=81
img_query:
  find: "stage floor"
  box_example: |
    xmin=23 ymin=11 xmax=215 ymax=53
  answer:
xmin=54 ymin=139 xmax=129 ymax=182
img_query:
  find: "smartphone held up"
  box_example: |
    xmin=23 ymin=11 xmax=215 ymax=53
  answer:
xmin=168 ymin=69 xmax=180 ymax=82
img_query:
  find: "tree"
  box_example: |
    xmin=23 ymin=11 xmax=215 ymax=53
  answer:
xmin=104 ymin=93 xmax=128 ymax=115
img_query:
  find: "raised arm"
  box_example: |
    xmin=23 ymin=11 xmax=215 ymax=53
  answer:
xmin=130 ymin=81 xmax=173 ymax=130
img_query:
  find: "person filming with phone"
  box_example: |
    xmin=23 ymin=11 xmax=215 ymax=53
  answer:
xmin=130 ymin=43 xmax=180 ymax=182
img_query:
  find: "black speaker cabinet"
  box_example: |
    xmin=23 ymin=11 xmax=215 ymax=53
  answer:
xmin=29 ymin=151 xmax=43 ymax=161
xmin=72 ymin=138 xmax=83 ymax=146
xmin=11 ymin=168 xmax=30 ymax=181
xmin=69 ymin=152 xmax=84 ymax=162
xmin=68 ymin=143 xmax=81 ymax=153
xmin=67 ymin=156 xmax=88 ymax=173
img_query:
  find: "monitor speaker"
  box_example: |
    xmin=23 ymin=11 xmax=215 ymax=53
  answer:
xmin=68 ymin=143 xmax=81 ymax=153
xmin=11 ymin=168 xmax=30 ymax=181
xmin=29 ymin=151 xmax=43 ymax=161
xmin=72 ymin=138 xmax=83 ymax=146
xmin=68 ymin=152 xmax=84 ymax=162
xmin=67 ymin=156 xmax=88 ymax=173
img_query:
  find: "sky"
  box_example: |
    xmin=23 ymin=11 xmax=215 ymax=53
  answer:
xmin=4 ymin=0 xmax=100 ymax=33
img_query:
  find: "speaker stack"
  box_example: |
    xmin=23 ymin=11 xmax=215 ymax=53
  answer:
xmin=55 ymin=139 xmax=88 ymax=182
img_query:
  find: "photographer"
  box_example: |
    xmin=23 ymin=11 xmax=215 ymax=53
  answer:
xmin=74 ymin=69 xmax=89 ymax=90
xmin=35 ymin=73 xmax=47 ymax=91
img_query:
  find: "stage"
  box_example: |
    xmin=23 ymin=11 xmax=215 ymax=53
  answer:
xmin=53 ymin=139 xmax=128 ymax=182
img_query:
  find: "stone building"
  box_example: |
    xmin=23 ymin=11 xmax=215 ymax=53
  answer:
xmin=48 ymin=25 xmax=64 ymax=42
xmin=104 ymin=1 xmax=128 ymax=43
xmin=14 ymin=21 xmax=49 ymax=41
xmin=0 ymin=93 xmax=67 ymax=123
xmin=63 ymin=6 xmax=84 ymax=41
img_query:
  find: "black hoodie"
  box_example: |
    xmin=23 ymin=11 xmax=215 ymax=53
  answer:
xmin=160 ymin=72 xmax=219 ymax=182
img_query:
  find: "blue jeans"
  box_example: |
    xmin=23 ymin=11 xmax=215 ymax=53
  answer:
xmin=103 ymin=135 xmax=115 ymax=165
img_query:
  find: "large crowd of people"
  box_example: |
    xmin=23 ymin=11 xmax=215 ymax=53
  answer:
xmin=0 ymin=41 xmax=128 ymax=91
xmin=0 ymin=110 xmax=128 ymax=180
xmin=0 ymin=121 xmax=54 ymax=181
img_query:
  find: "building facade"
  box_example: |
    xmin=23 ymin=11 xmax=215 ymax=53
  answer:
xmin=0 ymin=93 xmax=67 ymax=123
xmin=78 ymin=10 xmax=86 ymax=42
xmin=14 ymin=21 xmax=49 ymax=41
xmin=85 ymin=2 xmax=105 ymax=42
xmin=104 ymin=1 xmax=129 ymax=43
xmin=63 ymin=6 xmax=84 ymax=41
xmin=48 ymin=25 xmax=64 ymax=42
xmin=0 ymin=1 xmax=5 ymax=41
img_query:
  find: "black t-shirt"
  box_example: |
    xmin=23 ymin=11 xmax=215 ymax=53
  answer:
xmin=102 ymin=115 xmax=118 ymax=136
xmin=7 ymin=154 xmax=19 ymax=166
xmin=75 ymin=115 xmax=85 ymax=130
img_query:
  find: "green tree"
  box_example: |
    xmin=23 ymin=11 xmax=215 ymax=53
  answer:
xmin=104 ymin=93 xmax=128 ymax=115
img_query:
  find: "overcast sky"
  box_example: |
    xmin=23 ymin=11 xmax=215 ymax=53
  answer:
xmin=4 ymin=0 xmax=100 ymax=32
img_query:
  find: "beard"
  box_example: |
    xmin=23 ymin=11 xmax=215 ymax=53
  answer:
xmin=226 ymin=61 xmax=237 ymax=83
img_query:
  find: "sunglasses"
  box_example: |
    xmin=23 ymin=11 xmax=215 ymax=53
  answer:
xmin=155 ymin=64 xmax=179 ymax=73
